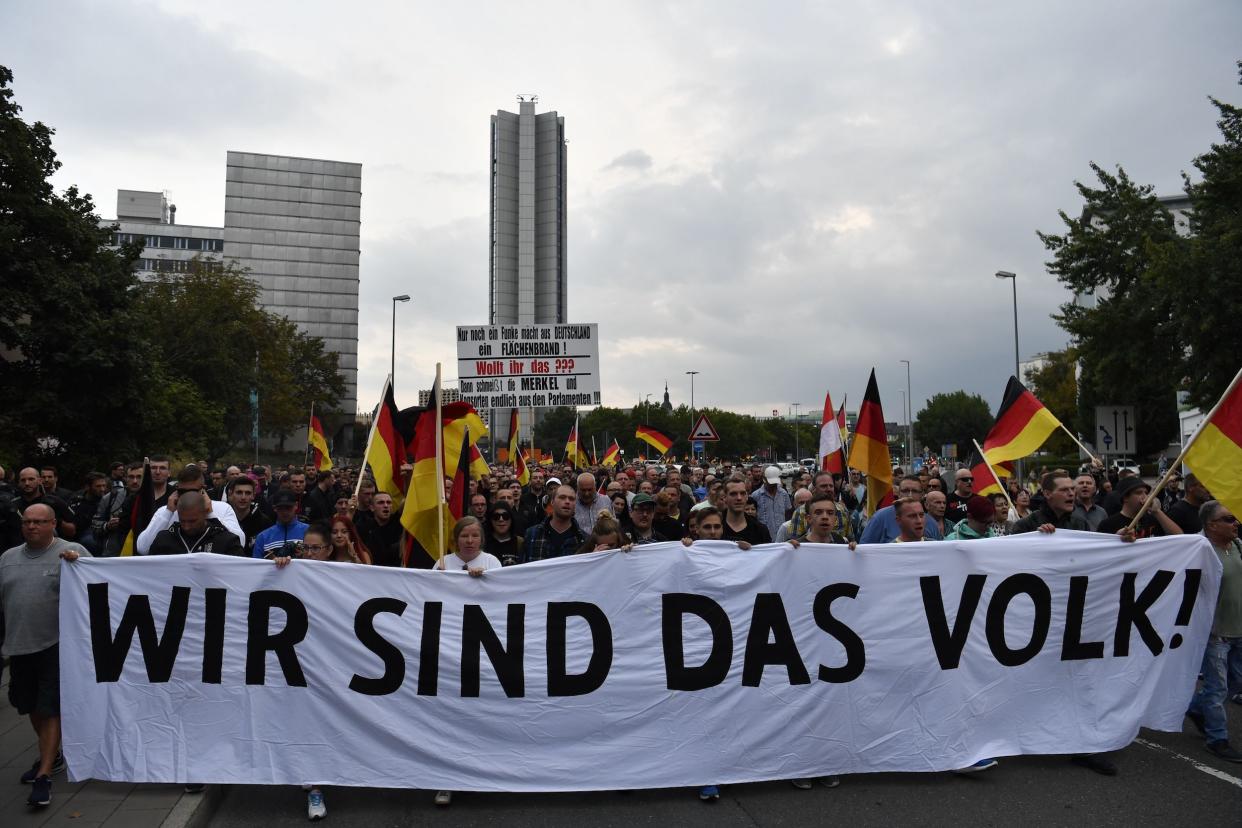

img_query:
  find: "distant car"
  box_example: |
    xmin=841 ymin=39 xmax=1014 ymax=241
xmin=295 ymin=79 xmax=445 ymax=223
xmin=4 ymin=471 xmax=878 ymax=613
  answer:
xmin=1111 ymin=458 xmax=1140 ymax=475
xmin=800 ymin=458 xmax=818 ymax=472
xmin=778 ymin=462 xmax=802 ymax=478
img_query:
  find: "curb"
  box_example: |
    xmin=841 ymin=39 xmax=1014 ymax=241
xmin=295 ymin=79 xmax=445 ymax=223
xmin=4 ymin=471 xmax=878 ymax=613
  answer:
xmin=161 ymin=784 xmax=227 ymax=828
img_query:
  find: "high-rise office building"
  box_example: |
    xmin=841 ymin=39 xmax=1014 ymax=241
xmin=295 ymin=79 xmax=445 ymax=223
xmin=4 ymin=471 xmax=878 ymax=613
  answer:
xmin=102 ymin=151 xmax=362 ymax=447
xmin=224 ymin=152 xmax=362 ymax=421
xmin=489 ymin=96 xmax=567 ymax=325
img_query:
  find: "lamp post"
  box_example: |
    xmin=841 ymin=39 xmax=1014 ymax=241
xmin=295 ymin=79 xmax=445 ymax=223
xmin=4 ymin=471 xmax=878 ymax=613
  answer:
xmin=644 ymin=393 xmax=653 ymax=425
xmin=686 ymin=371 xmax=699 ymax=458
xmin=897 ymin=389 xmax=906 ymax=466
xmin=391 ymin=295 xmax=411 ymax=387
xmin=996 ymin=270 xmax=1021 ymax=478
xmin=792 ymin=402 xmax=801 ymax=462
xmin=900 ymin=359 xmax=913 ymax=467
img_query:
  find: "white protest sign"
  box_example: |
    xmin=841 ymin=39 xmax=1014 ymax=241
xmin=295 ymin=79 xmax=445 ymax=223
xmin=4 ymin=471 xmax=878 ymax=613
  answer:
xmin=456 ymin=323 xmax=600 ymax=410
xmin=60 ymin=533 xmax=1219 ymax=791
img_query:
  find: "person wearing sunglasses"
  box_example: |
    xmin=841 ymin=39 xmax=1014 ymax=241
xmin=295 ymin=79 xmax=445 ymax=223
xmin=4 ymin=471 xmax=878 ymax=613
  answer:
xmin=1186 ymin=501 xmax=1242 ymax=762
xmin=944 ymin=468 xmax=975 ymax=524
xmin=483 ymin=504 xmax=522 ymax=566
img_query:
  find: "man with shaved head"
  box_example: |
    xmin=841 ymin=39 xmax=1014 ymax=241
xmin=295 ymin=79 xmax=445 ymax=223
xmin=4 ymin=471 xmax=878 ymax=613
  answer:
xmin=573 ymin=472 xmax=613 ymax=531
xmin=0 ymin=502 xmax=90 ymax=807
xmin=147 ymin=491 xmax=244 ymax=556
xmin=13 ymin=467 xmax=75 ymax=541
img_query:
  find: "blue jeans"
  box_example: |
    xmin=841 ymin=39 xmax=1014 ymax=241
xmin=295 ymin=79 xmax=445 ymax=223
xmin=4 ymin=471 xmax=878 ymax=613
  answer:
xmin=1189 ymin=635 xmax=1242 ymax=743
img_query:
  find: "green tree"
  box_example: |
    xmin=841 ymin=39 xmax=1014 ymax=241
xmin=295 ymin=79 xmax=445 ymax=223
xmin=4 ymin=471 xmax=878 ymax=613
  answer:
xmin=135 ymin=260 xmax=344 ymax=460
xmin=0 ymin=65 xmax=162 ymax=471
xmin=1038 ymin=163 xmax=1183 ymax=457
xmin=913 ymin=391 xmax=994 ymax=453
xmin=1151 ymin=63 xmax=1242 ymax=409
xmin=1025 ymin=349 xmax=1079 ymax=454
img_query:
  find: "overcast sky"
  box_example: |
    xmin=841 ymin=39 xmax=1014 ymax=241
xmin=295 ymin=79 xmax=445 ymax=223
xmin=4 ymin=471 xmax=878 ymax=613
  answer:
xmin=4 ymin=1 xmax=1238 ymax=424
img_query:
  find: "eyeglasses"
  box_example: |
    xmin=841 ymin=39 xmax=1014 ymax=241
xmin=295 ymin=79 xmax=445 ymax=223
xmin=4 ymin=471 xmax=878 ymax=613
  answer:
xmin=1213 ymin=516 xmax=1239 ymax=525
xmin=958 ymin=477 xmax=973 ymax=483
xmin=492 ymin=514 xmax=512 ymax=521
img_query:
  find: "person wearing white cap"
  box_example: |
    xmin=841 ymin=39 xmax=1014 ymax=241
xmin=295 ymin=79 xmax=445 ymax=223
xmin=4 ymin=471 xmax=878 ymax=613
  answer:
xmin=751 ymin=465 xmax=792 ymax=540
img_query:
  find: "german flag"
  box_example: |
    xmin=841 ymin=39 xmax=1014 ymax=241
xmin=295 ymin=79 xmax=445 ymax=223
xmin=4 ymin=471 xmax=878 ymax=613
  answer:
xmin=400 ymin=406 xmax=451 ymax=567
xmin=308 ymin=413 xmax=333 ymax=471
xmin=508 ymin=410 xmax=529 ymax=486
xmin=119 ymin=459 xmax=155 ymax=557
xmin=1184 ymin=367 xmax=1242 ymax=521
xmin=565 ymin=416 xmax=586 ymax=468
xmin=636 ymin=425 xmax=673 ymax=455
xmin=363 ymin=377 xmax=408 ymax=501
xmin=982 ymin=376 xmax=1062 ymax=466
xmin=965 ymin=449 xmax=1014 ymax=497
xmin=601 ymin=439 xmax=621 ymax=468
xmin=846 ymin=369 xmax=893 ymax=517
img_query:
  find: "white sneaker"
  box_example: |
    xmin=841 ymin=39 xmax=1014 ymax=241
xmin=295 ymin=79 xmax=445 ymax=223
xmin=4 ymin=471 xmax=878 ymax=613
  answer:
xmin=434 ymin=790 xmax=452 ymax=807
xmin=307 ymin=788 xmax=326 ymax=821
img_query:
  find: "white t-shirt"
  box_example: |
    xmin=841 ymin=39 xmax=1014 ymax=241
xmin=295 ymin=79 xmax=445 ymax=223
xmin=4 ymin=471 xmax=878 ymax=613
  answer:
xmin=437 ymin=551 xmax=503 ymax=572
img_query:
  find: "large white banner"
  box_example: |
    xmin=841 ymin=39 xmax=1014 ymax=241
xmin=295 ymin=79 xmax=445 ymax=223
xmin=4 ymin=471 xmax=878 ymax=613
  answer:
xmin=60 ymin=532 xmax=1220 ymax=791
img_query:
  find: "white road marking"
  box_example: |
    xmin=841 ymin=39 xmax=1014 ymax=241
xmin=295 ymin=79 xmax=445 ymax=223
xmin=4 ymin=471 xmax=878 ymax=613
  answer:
xmin=1135 ymin=737 xmax=1242 ymax=789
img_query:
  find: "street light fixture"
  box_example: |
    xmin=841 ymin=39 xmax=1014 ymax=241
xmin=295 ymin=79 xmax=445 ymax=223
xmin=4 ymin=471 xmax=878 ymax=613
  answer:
xmin=391 ymin=295 xmax=411 ymax=388
xmin=792 ymin=402 xmax=801 ymax=461
xmin=644 ymin=393 xmax=653 ymax=425
xmin=900 ymin=359 xmax=913 ymax=466
xmin=686 ymin=371 xmax=699 ymax=457
xmin=996 ymin=270 xmax=1021 ymax=478
xmin=897 ymin=389 xmax=906 ymax=466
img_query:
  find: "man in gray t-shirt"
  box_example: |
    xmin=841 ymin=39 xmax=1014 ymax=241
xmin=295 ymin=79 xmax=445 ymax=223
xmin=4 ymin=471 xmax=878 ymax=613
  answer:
xmin=0 ymin=503 xmax=89 ymax=807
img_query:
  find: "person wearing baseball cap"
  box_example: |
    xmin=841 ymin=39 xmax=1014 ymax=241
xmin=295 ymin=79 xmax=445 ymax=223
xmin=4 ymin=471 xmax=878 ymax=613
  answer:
xmin=627 ymin=493 xmax=667 ymax=545
xmin=751 ymin=465 xmax=792 ymax=540
xmin=251 ymin=489 xmax=308 ymax=559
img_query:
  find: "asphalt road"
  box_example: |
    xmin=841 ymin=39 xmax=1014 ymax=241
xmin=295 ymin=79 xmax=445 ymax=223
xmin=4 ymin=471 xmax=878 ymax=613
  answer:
xmin=213 ymin=716 xmax=1242 ymax=827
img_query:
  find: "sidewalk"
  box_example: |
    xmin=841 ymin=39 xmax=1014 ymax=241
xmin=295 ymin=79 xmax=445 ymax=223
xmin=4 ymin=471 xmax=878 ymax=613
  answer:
xmin=0 ymin=671 xmax=222 ymax=827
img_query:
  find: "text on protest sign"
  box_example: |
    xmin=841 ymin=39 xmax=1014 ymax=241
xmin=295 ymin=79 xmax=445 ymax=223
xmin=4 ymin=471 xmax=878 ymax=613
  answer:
xmin=60 ymin=533 xmax=1220 ymax=791
xmin=456 ymin=323 xmax=600 ymax=410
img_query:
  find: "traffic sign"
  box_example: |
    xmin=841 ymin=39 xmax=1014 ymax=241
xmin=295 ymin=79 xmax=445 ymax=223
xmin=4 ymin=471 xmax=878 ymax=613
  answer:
xmin=692 ymin=440 xmax=704 ymax=453
xmin=1095 ymin=405 xmax=1137 ymax=456
xmin=689 ymin=413 xmax=720 ymax=442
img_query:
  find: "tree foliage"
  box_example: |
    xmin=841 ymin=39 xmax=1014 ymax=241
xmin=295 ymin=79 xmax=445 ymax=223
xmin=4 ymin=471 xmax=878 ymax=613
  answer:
xmin=531 ymin=403 xmax=818 ymax=463
xmin=1025 ymin=349 xmax=1078 ymax=455
xmin=0 ymin=65 xmax=345 ymax=475
xmin=1039 ymin=64 xmax=1242 ymax=455
xmin=912 ymin=391 xmax=993 ymax=454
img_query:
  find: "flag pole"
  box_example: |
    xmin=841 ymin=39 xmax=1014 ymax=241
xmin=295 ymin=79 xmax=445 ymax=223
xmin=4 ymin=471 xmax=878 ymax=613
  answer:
xmin=1058 ymin=422 xmax=1102 ymax=467
xmin=307 ymin=401 xmax=316 ymax=469
xmin=435 ymin=362 xmax=445 ymax=560
xmin=1124 ymin=365 xmax=1242 ymax=533
xmin=353 ymin=375 xmax=389 ymax=500
xmin=591 ymin=435 xmax=598 ymax=468
xmin=972 ymin=439 xmax=1016 ymax=517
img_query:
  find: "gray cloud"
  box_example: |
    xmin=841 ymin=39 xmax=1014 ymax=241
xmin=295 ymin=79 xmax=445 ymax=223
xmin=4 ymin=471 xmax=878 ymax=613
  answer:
xmin=603 ymin=149 xmax=653 ymax=172
xmin=4 ymin=0 xmax=1239 ymax=424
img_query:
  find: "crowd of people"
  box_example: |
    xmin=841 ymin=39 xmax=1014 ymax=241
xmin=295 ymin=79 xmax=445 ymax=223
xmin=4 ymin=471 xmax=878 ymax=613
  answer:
xmin=0 ymin=453 xmax=1237 ymax=817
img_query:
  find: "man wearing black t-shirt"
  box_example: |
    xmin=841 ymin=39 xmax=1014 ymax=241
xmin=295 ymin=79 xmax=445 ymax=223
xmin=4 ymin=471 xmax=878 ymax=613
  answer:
xmin=1166 ymin=473 xmax=1211 ymax=535
xmin=1099 ymin=477 xmax=1183 ymax=540
xmin=944 ymin=468 xmax=974 ymax=524
xmin=722 ymin=479 xmax=771 ymax=548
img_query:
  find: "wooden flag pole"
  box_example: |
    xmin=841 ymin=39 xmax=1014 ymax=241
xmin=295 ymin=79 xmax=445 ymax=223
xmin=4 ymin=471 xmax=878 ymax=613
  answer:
xmin=972 ymin=439 xmax=1016 ymax=517
xmin=591 ymin=435 xmax=598 ymax=468
xmin=435 ymin=363 xmax=445 ymax=560
xmin=1058 ymin=422 xmax=1103 ymax=468
xmin=1124 ymin=365 xmax=1242 ymax=533
xmin=306 ymin=401 xmax=315 ymax=469
xmin=353 ymin=375 xmax=389 ymax=500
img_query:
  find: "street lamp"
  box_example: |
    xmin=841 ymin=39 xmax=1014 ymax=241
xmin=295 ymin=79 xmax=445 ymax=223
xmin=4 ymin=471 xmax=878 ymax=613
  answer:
xmin=995 ymin=272 xmax=1019 ymax=381
xmin=686 ymin=371 xmax=699 ymax=457
xmin=792 ymin=402 xmax=801 ymax=461
xmin=996 ymin=270 xmax=1021 ymax=478
xmin=391 ymin=295 xmax=411 ymax=387
xmin=900 ymin=359 xmax=913 ymax=466
xmin=644 ymin=393 xmax=653 ymax=425
xmin=897 ymin=390 xmax=906 ymax=466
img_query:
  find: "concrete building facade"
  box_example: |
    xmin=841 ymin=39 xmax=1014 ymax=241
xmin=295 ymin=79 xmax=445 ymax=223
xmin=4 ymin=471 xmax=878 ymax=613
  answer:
xmin=102 ymin=151 xmax=361 ymax=447
xmin=489 ymin=96 xmax=567 ymax=325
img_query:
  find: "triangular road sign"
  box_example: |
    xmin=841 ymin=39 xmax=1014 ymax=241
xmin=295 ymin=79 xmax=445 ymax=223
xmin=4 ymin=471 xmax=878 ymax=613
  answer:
xmin=688 ymin=413 xmax=720 ymax=441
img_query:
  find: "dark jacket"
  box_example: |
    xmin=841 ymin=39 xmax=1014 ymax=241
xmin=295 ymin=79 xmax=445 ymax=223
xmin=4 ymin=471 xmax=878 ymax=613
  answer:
xmin=1010 ymin=504 xmax=1090 ymax=535
xmin=148 ymin=520 xmax=244 ymax=556
xmin=521 ymin=516 xmax=585 ymax=563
